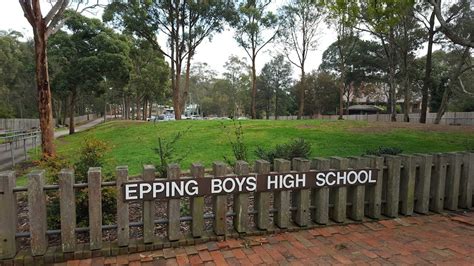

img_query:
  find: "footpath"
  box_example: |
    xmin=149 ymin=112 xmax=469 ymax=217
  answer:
xmin=57 ymin=212 xmax=474 ymax=265
xmin=0 ymin=118 xmax=104 ymax=170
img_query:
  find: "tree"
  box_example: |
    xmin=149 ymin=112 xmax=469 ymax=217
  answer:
xmin=18 ymin=0 xmax=101 ymax=157
xmin=323 ymin=0 xmax=360 ymax=119
xmin=279 ymin=0 xmax=323 ymax=119
xmin=232 ymin=0 xmax=279 ymax=119
xmin=258 ymin=54 xmax=293 ymax=119
xmin=49 ymin=12 xmax=131 ymax=134
xmin=223 ymin=55 xmax=251 ymax=117
xmin=104 ymin=1 xmax=232 ymax=120
xmin=304 ymin=71 xmax=339 ymax=116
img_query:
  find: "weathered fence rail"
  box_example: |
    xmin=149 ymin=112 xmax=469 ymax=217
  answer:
xmin=0 ymin=152 xmax=473 ymax=263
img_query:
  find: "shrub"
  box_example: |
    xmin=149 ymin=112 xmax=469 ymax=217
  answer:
xmin=365 ymin=146 xmax=403 ymax=156
xmin=254 ymin=138 xmax=312 ymax=166
xmin=154 ymin=127 xmax=191 ymax=178
xmin=74 ymin=138 xmax=110 ymax=183
xmin=35 ymin=155 xmax=72 ymax=184
xmin=222 ymin=120 xmax=248 ymax=166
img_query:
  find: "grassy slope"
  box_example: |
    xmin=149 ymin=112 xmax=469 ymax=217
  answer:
xmin=52 ymin=119 xmax=474 ymax=176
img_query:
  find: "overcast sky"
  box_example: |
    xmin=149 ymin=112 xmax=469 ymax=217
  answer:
xmin=0 ymin=1 xmax=337 ymax=79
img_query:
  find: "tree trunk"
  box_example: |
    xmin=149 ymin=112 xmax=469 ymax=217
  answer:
xmin=68 ymin=89 xmax=77 ymax=135
xmin=251 ymin=56 xmax=257 ymax=119
xmin=338 ymin=83 xmax=344 ymax=120
xmin=434 ymin=47 xmax=470 ymax=124
xmin=297 ymin=68 xmax=305 ymax=120
xmin=182 ymin=51 xmax=193 ymax=115
xmin=173 ymin=62 xmax=182 ymax=120
xmin=420 ymin=11 xmax=436 ymax=124
xmin=275 ymin=92 xmax=279 ymax=120
xmin=33 ymin=23 xmax=56 ymax=157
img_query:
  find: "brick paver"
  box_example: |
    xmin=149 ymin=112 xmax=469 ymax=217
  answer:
xmin=57 ymin=212 xmax=474 ymax=265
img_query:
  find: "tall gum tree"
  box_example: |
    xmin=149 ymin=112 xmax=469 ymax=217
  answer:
xmin=19 ymin=0 xmax=100 ymax=157
xmin=279 ymin=0 xmax=323 ymax=119
xmin=232 ymin=0 xmax=279 ymax=119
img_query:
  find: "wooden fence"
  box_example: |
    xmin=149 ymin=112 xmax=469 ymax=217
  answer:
xmin=0 ymin=152 xmax=473 ymax=263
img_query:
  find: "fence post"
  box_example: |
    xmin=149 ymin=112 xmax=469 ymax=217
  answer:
xmin=212 ymin=162 xmax=227 ymax=236
xmin=274 ymin=159 xmax=291 ymax=228
xmin=311 ymin=158 xmax=330 ymax=224
xmin=0 ymin=171 xmax=17 ymax=259
xmin=59 ymin=169 xmax=76 ymax=253
xmin=414 ymin=154 xmax=432 ymax=214
xmin=88 ymin=167 xmax=102 ymax=250
xmin=445 ymin=153 xmax=462 ymax=210
xmin=365 ymin=156 xmax=383 ymax=219
xmin=28 ymin=170 xmax=47 ymax=256
xmin=168 ymin=164 xmax=181 ymax=241
xmin=292 ymin=158 xmax=310 ymax=227
xmin=255 ymin=160 xmax=271 ymax=230
xmin=430 ymin=154 xmax=447 ymax=213
xmin=400 ymin=155 xmax=416 ymax=215
xmin=329 ymin=157 xmax=348 ymax=223
xmin=385 ymin=156 xmax=401 ymax=218
xmin=142 ymin=165 xmax=156 ymax=243
xmin=234 ymin=161 xmax=250 ymax=233
xmin=348 ymin=157 xmax=367 ymax=221
xmin=116 ymin=166 xmax=129 ymax=247
xmin=191 ymin=163 xmax=205 ymax=237
xmin=460 ymin=153 xmax=473 ymax=209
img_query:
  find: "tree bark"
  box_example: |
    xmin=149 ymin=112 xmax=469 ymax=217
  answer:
xmin=68 ymin=89 xmax=77 ymax=135
xmin=251 ymin=56 xmax=257 ymax=119
xmin=297 ymin=68 xmax=305 ymax=120
xmin=420 ymin=11 xmax=436 ymax=124
xmin=33 ymin=20 xmax=56 ymax=157
xmin=182 ymin=51 xmax=193 ymax=115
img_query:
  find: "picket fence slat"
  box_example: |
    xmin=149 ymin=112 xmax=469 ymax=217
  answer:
xmin=292 ymin=158 xmax=310 ymax=227
xmin=116 ymin=166 xmax=129 ymax=247
xmin=445 ymin=153 xmax=462 ymax=210
xmin=311 ymin=158 xmax=330 ymax=224
xmin=400 ymin=155 xmax=416 ymax=215
xmin=366 ymin=156 xmax=383 ymax=219
xmin=234 ymin=161 xmax=250 ymax=233
xmin=414 ymin=154 xmax=432 ymax=214
xmin=212 ymin=162 xmax=227 ymax=236
xmin=460 ymin=153 xmax=474 ymax=209
xmin=0 ymin=171 xmax=16 ymax=259
xmin=255 ymin=160 xmax=271 ymax=230
xmin=385 ymin=156 xmax=401 ymax=218
xmin=431 ymin=154 xmax=447 ymax=213
xmin=88 ymin=168 xmax=102 ymax=250
xmin=330 ymin=157 xmax=348 ymax=223
xmin=167 ymin=164 xmax=181 ymax=241
xmin=191 ymin=163 xmax=205 ymax=237
xmin=142 ymin=165 xmax=155 ymax=243
xmin=28 ymin=170 xmax=47 ymax=256
xmin=59 ymin=169 xmax=76 ymax=252
xmin=274 ymin=159 xmax=291 ymax=228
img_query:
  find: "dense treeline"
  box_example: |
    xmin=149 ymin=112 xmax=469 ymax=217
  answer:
xmin=4 ymin=0 xmax=474 ymax=157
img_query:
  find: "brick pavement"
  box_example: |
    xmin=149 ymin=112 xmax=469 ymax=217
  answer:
xmin=57 ymin=212 xmax=474 ymax=265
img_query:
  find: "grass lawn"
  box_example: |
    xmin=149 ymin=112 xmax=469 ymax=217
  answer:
xmin=46 ymin=119 xmax=474 ymax=176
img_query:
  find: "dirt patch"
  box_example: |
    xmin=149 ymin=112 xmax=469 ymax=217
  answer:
xmin=348 ymin=121 xmax=474 ymax=134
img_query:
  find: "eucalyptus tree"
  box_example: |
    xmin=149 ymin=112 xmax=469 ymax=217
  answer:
xmin=223 ymin=55 xmax=251 ymax=117
xmin=103 ymin=1 xmax=233 ymax=120
xmin=232 ymin=0 xmax=279 ymax=119
xmin=322 ymin=0 xmax=360 ymax=119
xmin=258 ymin=54 xmax=293 ymax=119
xmin=279 ymin=0 xmax=324 ymax=119
xmin=48 ymin=12 xmax=131 ymax=134
xmin=18 ymin=0 xmax=101 ymax=157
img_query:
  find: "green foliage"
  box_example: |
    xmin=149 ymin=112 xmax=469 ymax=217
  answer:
xmin=36 ymin=155 xmax=72 ymax=184
xmin=154 ymin=127 xmax=191 ymax=178
xmin=365 ymin=146 xmax=403 ymax=156
xmin=222 ymin=120 xmax=248 ymax=166
xmin=74 ymin=138 xmax=110 ymax=183
xmin=254 ymin=138 xmax=311 ymax=166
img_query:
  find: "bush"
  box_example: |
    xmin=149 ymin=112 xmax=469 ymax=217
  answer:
xmin=254 ymin=138 xmax=312 ymax=166
xmin=222 ymin=120 xmax=248 ymax=166
xmin=365 ymin=146 xmax=403 ymax=156
xmin=75 ymin=138 xmax=110 ymax=183
xmin=35 ymin=155 xmax=72 ymax=184
xmin=154 ymin=127 xmax=191 ymax=178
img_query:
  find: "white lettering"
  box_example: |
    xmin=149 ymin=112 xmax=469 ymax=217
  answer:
xmin=247 ymin=176 xmax=257 ymax=191
xmin=140 ymin=183 xmax=152 ymax=199
xmin=211 ymin=179 xmax=222 ymax=194
xmin=316 ymin=173 xmax=325 ymax=186
xmin=125 ymin=184 xmax=138 ymax=200
xmin=347 ymin=171 xmax=358 ymax=184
